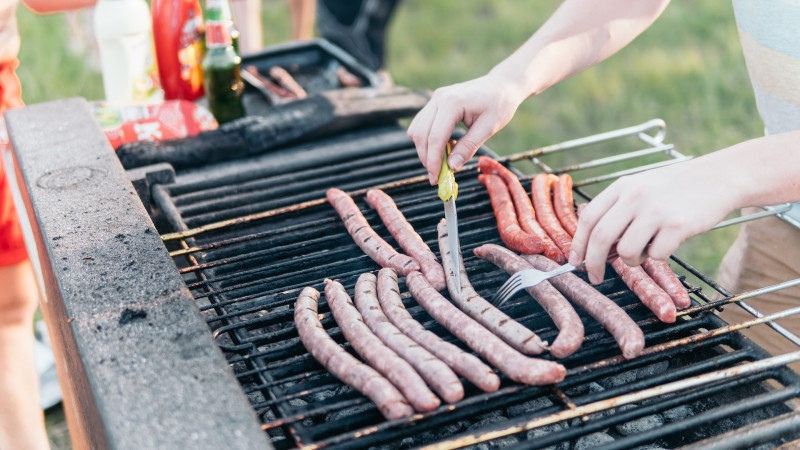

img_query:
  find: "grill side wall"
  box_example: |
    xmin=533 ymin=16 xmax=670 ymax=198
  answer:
xmin=4 ymin=98 xmax=271 ymax=450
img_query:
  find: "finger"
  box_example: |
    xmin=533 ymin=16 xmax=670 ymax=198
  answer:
xmin=449 ymin=116 xmax=496 ymax=170
xmin=583 ymin=202 xmax=635 ymax=284
xmin=646 ymin=227 xmax=683 ymax=261
xmin=614 ymin=215 xmax=659 ymax=267
xmin=426 ymin=105 xmax=463 ymax=182
xmin=407 ymin=105 xmax=438 ymax=183
xmin=569 ymin=188 xmax=620 ymax=267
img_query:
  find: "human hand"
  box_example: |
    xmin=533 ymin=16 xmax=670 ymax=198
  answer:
xmin=568 ymin=158 xmax=737 ymax=284
xmin=407 ymin=73 xmax=525 ymax=185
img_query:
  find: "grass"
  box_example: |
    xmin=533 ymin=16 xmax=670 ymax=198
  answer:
xmin=16 ymin=1 xmax=760 ymax=446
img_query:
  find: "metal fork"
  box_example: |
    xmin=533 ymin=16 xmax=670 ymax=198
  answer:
xmin=492 ymin=246 xmax=624 ymax=307
xmin=491 ymin=262 xmax=578 ymax=307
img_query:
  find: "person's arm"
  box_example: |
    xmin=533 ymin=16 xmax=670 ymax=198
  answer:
xmin=407 ymin=0 xmax=670 ymax=185
xmin=22 ymin=0 xmax=96 ymax=14
xmin=569 ymin=130 xmax=800 ymax=284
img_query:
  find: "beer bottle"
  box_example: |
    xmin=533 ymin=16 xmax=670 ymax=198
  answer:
xmin=202 ymin=0 xmax=245 ymax=124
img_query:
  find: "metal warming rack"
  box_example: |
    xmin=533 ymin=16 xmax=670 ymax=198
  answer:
xmin=152 ymin=118 xmax=800 ymax=449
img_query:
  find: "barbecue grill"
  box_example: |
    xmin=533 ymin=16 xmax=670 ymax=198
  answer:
xmin=5 ymin=97 xmax=800 ymax=449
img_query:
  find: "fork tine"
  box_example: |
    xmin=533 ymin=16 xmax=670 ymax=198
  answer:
xmin=492 ymin=275 xmax=523 ymax=306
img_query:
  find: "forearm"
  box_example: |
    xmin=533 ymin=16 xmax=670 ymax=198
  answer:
xmin=22 ymin=0 xmax=97 ymax=14
xmin=712 ymin=130 xmax=800 ymax=209
xmin=490 ymin=0 xmax=670 ymax=101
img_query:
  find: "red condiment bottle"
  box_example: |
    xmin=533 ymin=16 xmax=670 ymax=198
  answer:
xmin=152 ymin=0 xmax=206 ymax=101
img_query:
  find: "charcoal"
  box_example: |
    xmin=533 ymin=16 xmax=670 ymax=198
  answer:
xmin=616 ymin=414 xmax=665 ymax=435
xmin=325 ymin=403 xmax=373 ymax=422
xmin=662 ymin=405 xmax=693 ymax=422
xmin=589 ymin=382 xmax=605 ymax=393
xmin=635 ymin=361 xmax=670 ymax=379
xmin=526 ymin=422 xmax=569 ymax=450
xmin=506 ymin=396 xmax=554 ymax=417
xmin=467 ymin=413 xmax=508 ymax=431
xmin=575 ymin=432 xmax=615 ymax=449
xmin=600 ymin=369 xmax=637 ymax=388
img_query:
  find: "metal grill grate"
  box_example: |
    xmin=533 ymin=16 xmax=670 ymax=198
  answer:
xmin=154 ymin=122 xmax=800 ymax=449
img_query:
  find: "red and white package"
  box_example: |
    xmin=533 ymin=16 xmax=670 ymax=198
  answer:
xmin=92 ymin=100 xmax=218 ymax=149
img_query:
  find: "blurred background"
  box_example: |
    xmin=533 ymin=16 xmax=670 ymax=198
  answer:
xmin=16 ymin=1 xmax=760 ymax=447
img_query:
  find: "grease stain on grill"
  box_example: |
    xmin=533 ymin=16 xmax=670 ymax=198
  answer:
xmin=36 ymin=166 xmax=105 ymax=190
xmin=119 ymin=308 xmax=147 ymax=325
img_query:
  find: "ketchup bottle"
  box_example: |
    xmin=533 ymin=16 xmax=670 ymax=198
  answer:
xmin=151 ymin=0 xmax=205 ymax=101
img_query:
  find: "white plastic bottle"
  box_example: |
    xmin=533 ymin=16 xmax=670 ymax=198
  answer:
xmin=94 ymin=0 xmax=164 ymax=103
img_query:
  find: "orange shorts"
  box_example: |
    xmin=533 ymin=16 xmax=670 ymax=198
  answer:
xmin=0 ymin=58 xmax=27 ymax=267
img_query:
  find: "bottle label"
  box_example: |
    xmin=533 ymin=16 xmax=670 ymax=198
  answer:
xmin=205 ymin=23 xmax=232 ymax=48
xmin=177 ymin=10 xmax=205 ymax=89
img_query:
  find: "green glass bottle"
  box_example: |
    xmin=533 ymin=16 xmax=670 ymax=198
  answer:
xmin=202 ymin=0 xmax=244 ymax=124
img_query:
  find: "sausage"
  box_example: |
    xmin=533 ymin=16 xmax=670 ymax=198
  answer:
xmin=244 ymin=65 xmax=295 ymax=98
xmin=268 ymin=66 xmax=308 ymax=98
xmin=611 ymin=258 xmax=677 ymax=323
xmin=478 ymin=157 xmax=562 ymax=261
xmin=642 ymin=258 xmax=691 ymax=308
xmin=366 ymin=188 xmax=446 ymax=291
xmin=353 ymin=273 xmax=464 ymax=403
xmin=376 ymin=268 xmax=501 ymax=393
xmin=553 ymin=174 xmax=578 ymax=236
xmin=405 ymin=271 xmax=566 ymax=385
xmin=436 ymin=220 xmax=547 ymax=354
xmin=531 ymin=173 xmax=572 ymax=259
xmin=335 ymin=66 xmax=364 ymax=87
xmin=294 ymin=286 xmax=413 ymax=420
xmin=324 ymin=279 xmax=440 ymax=412
xmin=326 ymin=188 xmax=420 ymax=276
xmin=473 ymin=244 xmax=584 ymax=358
xmin=478 ymin=173 xmax=549 ymax=255
xmin=520 ymin=253 xmax=645 ymax=359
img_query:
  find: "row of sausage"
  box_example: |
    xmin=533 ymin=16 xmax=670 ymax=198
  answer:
xmin=477 ymin=156 xmax=690 ymax=322
xmin=293 ymin=166 xmax=694 ymax=419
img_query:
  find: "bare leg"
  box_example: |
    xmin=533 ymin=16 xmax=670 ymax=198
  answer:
xmin=0 ymin=261 xmax=49 ymax=450
xmin=230 ymin=0 xmax=264 ymax=55
xmin=289 ymin=0 xmax=316 ymax=40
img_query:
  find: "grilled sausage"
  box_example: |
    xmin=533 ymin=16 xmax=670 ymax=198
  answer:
xmin=326 ymin=188 xmax=420 ymax=276
xmin=473 ymin=244 xmax=584 ymax=358
xmin=324 ymin=279 xmax=440 ymax=412
xmin=478 ymin=173 xmax=549 ymax=255
xmin=244 ymin=65 xmax=295 ymax=98
xmin=553 ymin=174 xmax=578 ymax=236
xmin=611 ymin=258 xmax=677 ymax=323
xmin=268 ymin=66 xmax=308 ymax=98
xmin=532 ymin=173 xmax=572 ymax=260
xmin=335 ymin=66 xmax=364 ymax=87
xmin=376 ymin=268 xmax=501 ymax=392
xmin=406 ymin=271 xmax=566 ymax=385
xmin=294 ymin=286 xmax=413 ymax=420
xmin=366 ymin=188 xmax=446 ymax=291
xmin=520 ymin=253 xmax=645 ymax=359
xmin=354 ymin=273 xmax=463 ymax=403
xmin=642 ymin=258 xmax=691 ymax=308
xmin=436 ymin=220 xmax=547 ymax=355
xmin=478 ymin=157 xmax=562 ymax=261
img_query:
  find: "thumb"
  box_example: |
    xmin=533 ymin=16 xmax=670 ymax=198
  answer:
xmin=448 ymin=117 xmax=497 ymax=170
